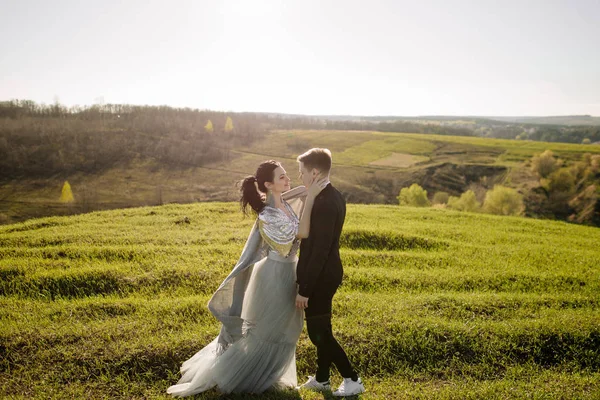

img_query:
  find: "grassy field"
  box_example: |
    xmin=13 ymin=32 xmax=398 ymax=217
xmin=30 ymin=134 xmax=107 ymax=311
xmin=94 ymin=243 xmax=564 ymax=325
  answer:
xmin=1 ymin=202 xmax=599 ymax=399
xmin=2 ymin=129 xmax=600 ymax=224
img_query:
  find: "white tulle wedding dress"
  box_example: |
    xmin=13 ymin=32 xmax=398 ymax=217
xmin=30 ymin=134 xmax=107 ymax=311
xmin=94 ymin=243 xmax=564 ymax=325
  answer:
xmin=167 ymin=198 xmax=304 ymax=396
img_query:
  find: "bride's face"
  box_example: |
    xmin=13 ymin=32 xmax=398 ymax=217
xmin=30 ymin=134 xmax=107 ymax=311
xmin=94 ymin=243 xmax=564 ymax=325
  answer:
xmin=265 ymin=166 xmax=291 ymax=194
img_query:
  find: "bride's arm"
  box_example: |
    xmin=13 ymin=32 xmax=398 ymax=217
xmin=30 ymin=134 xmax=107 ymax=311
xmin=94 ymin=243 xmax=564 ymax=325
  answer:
xmin=296 ymin=179 xmax=327 ymax=239
xmin=282 ymin=185 xmax=307 ymax=200
xmin=296 ymin=196 xmax=315 ymax=239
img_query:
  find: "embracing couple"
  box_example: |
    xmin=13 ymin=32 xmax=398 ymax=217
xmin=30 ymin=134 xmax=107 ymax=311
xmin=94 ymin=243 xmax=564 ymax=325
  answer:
xmin=167 ymin=148 xmax=365 ymax=397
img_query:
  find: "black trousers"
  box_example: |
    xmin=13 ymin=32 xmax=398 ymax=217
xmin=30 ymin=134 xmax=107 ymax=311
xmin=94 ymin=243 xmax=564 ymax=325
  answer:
xmin=305 ymin=283 xmax=357 ymax=382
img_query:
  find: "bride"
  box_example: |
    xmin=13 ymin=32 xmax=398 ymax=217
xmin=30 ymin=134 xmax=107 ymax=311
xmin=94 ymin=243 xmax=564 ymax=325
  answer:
xmin=167 ymin=160 xmax=326 ymax=396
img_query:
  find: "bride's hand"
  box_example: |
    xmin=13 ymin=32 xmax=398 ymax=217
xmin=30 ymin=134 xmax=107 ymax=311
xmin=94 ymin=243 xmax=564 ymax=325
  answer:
xmin=307 ymin=177 xmax=328 ymax=199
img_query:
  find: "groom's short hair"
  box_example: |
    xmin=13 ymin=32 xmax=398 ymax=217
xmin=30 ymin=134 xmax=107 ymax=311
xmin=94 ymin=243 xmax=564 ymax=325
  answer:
xmin=297 ymin=148 xmax=332 ymax=173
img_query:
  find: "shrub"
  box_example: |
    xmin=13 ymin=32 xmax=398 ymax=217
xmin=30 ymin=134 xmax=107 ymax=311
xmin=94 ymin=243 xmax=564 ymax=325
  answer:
xmin=432 ymin=192 xmax=449 ymax=205
xmin=483 ymin=185 xmax=524 ymax=216
xmin=531 ymin=150 xmax=561 ymax=179
xmin=447 ymin=190 xmax=480 ymax=212
xmin=59 ymin=181 xmax=75 ymax=203
xmin=591 ymin=155 xmax=600 ymax=173
xmin=542 ymin=168 xmax=576 ymax=193
xmin=397 ymin=184 xmax=430 ymax=207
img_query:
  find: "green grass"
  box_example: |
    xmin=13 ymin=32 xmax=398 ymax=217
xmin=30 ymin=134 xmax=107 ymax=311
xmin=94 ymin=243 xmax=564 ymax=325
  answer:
xmin=333 ymin=137 xmax=436 ymax=166
xmin=1 ymin=203 xmax=599 ymax=399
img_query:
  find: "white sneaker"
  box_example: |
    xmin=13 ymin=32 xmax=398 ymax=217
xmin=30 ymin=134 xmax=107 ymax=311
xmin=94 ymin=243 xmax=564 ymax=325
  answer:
xmin=333 ymin=377 xmax=365 ymax=397
xmin=296 ymin=376 xmax=331 ymax=391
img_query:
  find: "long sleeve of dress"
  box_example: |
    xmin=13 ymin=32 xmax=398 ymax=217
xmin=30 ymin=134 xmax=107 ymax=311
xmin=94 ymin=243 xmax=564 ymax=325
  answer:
xmin=258 ymin=206 xmax=298 ymax=258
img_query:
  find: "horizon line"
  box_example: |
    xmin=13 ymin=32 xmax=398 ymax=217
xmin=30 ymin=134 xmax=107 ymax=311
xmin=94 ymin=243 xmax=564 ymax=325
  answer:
xmin=1 ymin=98 xmax=599 ymax=119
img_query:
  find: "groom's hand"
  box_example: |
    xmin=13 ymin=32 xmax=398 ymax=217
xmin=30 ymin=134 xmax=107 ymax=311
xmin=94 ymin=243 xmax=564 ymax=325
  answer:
xmin=296 ymin=294 xmax=309 ymax=309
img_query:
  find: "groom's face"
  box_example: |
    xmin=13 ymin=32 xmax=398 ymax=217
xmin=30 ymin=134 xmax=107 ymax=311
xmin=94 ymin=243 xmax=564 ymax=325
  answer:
xmin=298 ymin=162 xmax=317 ymax=187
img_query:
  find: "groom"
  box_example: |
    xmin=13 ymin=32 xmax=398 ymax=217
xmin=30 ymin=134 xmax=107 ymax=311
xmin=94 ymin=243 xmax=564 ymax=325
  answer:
xmin=295 ymin=148 xmax=365 ymax=397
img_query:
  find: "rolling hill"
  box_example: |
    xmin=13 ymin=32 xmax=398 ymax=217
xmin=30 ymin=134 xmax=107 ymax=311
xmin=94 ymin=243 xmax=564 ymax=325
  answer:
xmin=1 ymin=203 xmax=599 ymax=398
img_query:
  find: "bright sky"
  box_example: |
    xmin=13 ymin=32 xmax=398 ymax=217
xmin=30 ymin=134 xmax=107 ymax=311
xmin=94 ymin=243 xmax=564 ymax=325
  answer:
xmin=1 ymin=0 xmax=599 ymax=116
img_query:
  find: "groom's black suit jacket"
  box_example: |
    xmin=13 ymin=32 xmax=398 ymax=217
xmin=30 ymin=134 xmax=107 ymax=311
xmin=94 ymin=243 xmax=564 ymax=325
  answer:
xmin=297 ymin=183 xmax=345 ymax=298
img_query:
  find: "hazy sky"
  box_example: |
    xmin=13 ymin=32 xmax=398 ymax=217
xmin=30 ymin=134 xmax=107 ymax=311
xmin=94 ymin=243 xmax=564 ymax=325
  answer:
xmin=1 ymin=0 xmax=599 ymax=116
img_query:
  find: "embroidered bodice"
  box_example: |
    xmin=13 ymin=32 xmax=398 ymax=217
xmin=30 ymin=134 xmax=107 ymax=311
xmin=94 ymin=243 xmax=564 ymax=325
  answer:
xmin=257 ymin=202 xmax=300 ymax=259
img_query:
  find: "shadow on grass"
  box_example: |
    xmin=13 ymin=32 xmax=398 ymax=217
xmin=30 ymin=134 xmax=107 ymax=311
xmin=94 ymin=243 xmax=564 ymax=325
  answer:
xmin=341 ymin=229 xmax=448 ymax=251
xmin=190 ymin=388 xmax=302 ymax=399
xmin=190 ymin=388 xmax=363 ymax=400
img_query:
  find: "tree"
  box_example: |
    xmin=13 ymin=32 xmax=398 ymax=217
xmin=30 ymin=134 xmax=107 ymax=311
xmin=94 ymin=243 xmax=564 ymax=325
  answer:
xmin=59 ymin=181 xmax=75 ymax=203
xmin=224 ymin=116 xmax=234 ymax=133
xmin=432 ymin=191 xmax=449 ymax=205
xmin=397 ymin=184 xmax=430 ymax=207
xmin=531 ymin=150 xmax=561 ymax=179
xmin=204 ymin=120 xmax=213 ymax=134
xmin=447 ymin=190 xmax=480 ymax=212
xmin=538 ymin=168 xmax=577 ymax=219
xmin=483 ymin=185 xmax=524 ymax=216
xmin=542 ymin=168 xmax=576 ymax=194
xmin=582 ymin=138 xmax=591 ymax=145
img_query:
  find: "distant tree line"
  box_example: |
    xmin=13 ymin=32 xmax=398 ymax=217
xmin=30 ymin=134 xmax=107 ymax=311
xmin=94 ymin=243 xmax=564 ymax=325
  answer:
xmin=521 ymin=125 xmax=600 ymax=144
xmin=1 ymin=100 xmax=481 ymax=182
xmin=265 ymin=112 xmax=600 ymax=143
xmin=453 ymin=121 xmax=600 ymax=144
xmin=269 ymin=116 xmax=476 ymax=136
xmin=0 ymin=100 xmax=269 ymax=180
